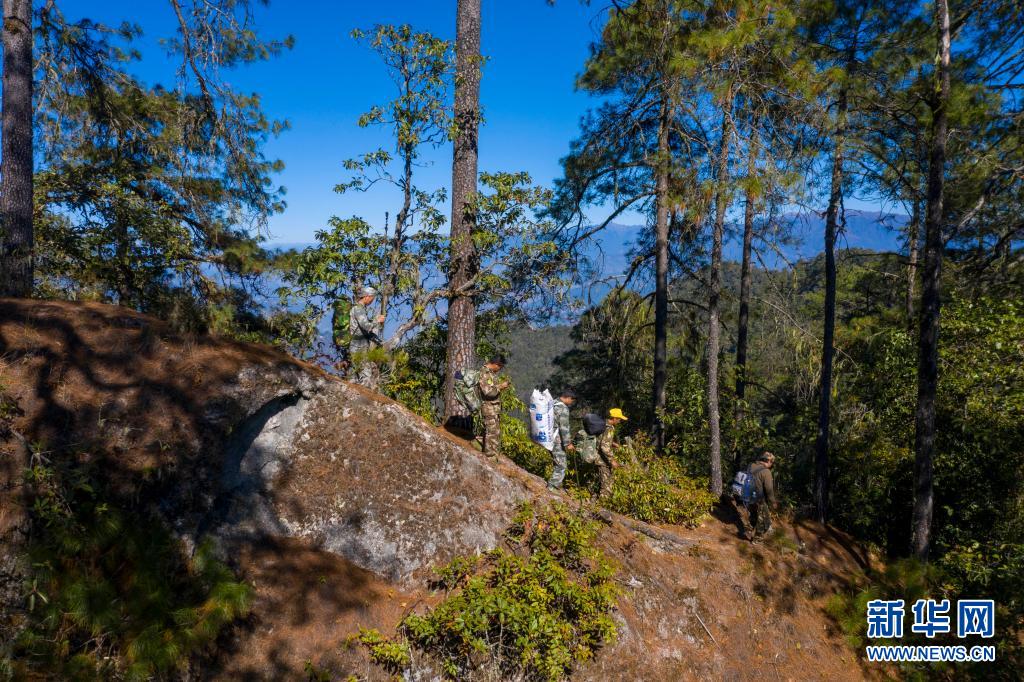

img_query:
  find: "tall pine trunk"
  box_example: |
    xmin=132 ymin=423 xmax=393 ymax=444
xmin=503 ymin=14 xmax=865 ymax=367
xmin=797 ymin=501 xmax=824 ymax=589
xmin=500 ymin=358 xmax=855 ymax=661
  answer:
xmin=912 ymin=0 xmax=951 ymax=561
xmin=1 ymin=0 xmax=34 ymax=297
xmin=707 ymin=95 xmax=734 ymax=496
xmin=444 ymin=0 xmax=481 ymax=423
xmin=652 ymin=94 xmax=671 ymax=451
xmin=733 ymin=129 xmax=757 ymax=469
xmin=905 ymin=197 xmax=921 ymax=322
xmin=814 ymin=84 xmax=848 ymax=524
xmin=0 ymin=1 xmax=33 ymax=638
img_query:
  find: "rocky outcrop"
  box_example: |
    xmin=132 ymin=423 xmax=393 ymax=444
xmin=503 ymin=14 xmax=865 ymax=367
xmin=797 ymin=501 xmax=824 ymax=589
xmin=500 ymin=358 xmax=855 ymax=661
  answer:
xmin=204 ymin=380 xmax=534 ymax=585
xmin=0 ymin=300 xmax=872 ymax=681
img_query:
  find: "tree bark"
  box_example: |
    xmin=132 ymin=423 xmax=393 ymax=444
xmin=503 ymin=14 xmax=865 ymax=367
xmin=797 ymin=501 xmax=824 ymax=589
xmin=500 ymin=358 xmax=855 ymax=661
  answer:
xmin=444 ymin=0 xmax=482 ymax=423
xmin=707 ymin=95 xmax=734 ymax=496
xmin=1 ymin=0 xmax=34 ymax=297
xmin=652 ymin=94 xmax=671 ymax=452
xmin=733 ymin=129 xmax=757 ymax=469
xmin=905 ymin=197 xmax=920 ymax=323
xmin=813 ymin=91 xmax=847 ymax=524
xmin=814 ymin=81 xmax=848 ymax=525
xmin=912 ymin=0 xmax=951 ymax=562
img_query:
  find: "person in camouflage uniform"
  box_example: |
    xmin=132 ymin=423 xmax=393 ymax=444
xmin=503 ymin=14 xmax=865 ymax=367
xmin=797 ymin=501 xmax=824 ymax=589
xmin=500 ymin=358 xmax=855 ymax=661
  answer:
xmin=737 ymin=451 xmax=777 ymax=542
xmin=349 ymin=286 xmax=385 ymax=390
xmin=546 ymin=389 xmax=577 ymax=490
xmin=596 ymin=408 xmax=627 ymax=498
xmin=478 ymin=356 xmax=509 ymax=458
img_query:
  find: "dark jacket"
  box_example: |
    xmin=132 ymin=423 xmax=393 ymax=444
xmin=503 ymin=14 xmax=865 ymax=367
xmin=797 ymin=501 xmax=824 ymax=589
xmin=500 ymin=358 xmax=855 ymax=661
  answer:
xmin=748 ymin=461 xmax=776 ymax=508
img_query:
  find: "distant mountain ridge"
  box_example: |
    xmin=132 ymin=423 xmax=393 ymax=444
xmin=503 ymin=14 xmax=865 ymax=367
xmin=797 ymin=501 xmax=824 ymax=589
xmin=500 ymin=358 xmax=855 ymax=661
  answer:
xmin=268 ymin=210 xmax=907 ymax=343
xmin=586 ymin=209 xmax=907 ymax=281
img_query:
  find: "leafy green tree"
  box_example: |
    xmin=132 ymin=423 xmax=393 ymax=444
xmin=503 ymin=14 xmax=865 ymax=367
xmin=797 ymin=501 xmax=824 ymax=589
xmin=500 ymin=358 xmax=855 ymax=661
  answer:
xmin=33 ymin=1 xmax=291 ymax=336
xmin=280 ymin=26 xmax=570 ymax=369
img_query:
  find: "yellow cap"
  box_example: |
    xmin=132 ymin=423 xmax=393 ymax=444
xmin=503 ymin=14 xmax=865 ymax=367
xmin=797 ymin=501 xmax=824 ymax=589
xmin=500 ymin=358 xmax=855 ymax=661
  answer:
xmin=608 ymin=407 xmax=628 ymax=421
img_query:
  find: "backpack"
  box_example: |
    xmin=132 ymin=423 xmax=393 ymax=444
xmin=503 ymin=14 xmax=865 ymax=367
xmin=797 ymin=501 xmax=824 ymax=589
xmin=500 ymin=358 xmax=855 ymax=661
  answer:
xmin=731 ymin=469 xmax=759 ymax=504
xmin=576 ymin=429 xmax=598 ymax=464
xmin=582 ymin=413 xmax=607 ymax=436
xmin=331 ymin=298 xmax=352 ymax=353
xmin=453 ymin=368 xmax=482 ymax=412
xmin=529 ymin=389 xmax=555 ymax=451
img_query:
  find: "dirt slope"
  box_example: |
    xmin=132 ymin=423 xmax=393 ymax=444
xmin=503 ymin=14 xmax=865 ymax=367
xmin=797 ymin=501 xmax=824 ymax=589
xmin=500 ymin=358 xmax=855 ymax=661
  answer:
xmin=0 ymin=300 xmax=874 ymax=680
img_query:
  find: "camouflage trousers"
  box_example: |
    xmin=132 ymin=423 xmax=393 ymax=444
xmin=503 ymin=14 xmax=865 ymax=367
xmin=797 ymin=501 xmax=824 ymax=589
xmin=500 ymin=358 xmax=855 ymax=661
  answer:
xmin=547 ymin=447 xmax=567 ymax=489
xmin=738 ymin=501 xmax=772 ymax=540
xmin=596 ymin=459 xmax=613 ymax=498
xmin=481 ymin=402 xmax=501 ymax=458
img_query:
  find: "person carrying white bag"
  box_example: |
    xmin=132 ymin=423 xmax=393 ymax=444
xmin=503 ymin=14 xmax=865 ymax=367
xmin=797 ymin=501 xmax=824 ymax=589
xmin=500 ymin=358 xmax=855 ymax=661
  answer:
xmin=529 ymin=388 xmax=555 ymax=451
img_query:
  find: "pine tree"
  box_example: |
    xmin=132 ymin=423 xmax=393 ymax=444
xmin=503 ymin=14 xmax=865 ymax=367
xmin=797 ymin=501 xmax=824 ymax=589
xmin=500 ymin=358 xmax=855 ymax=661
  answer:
xmin=32 ymin=1 xmax=291 ymax=336
xmin=445 ymin=0 xmax=483 ymax=424
xmin=799 ymin=0 xmax=914 ymax=523
xmin=0 ymin=0 xmax=34 ymax=297
xmin=912 ymin=0 xmax=951 ymax=560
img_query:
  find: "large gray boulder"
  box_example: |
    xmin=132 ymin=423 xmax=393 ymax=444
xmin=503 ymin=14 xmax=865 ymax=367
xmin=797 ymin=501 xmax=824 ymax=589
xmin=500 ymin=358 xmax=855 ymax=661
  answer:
xmin=204 ymin=379 xmax=532 ymax=585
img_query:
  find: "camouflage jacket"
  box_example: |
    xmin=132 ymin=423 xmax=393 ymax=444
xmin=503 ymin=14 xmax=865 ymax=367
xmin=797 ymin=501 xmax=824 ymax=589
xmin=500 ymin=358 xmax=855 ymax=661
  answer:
xmin=478 ymin=366 xmax=504 ymax=403
xmin=597 ymin=424 xmax=617 ymax=464
xmin=552 ymin=399 xmax=571 ymax=451
xmin=348 ymin=303 xmax=382 ymax=347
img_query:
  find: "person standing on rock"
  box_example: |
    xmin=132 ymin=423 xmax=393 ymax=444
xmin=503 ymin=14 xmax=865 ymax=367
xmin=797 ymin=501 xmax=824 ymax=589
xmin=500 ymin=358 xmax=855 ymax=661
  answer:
xmin=478 ymin=355 xmax=509 ymax=457
xmin=349 ymin=286 xmax=386 ymax=390
xmin=547 ymin=388 xmax=577 ymax=491
xmin=596 ymin=408 xmax=626 ymax=498
xmin=738 ymin=451 xmax=777 ymax=542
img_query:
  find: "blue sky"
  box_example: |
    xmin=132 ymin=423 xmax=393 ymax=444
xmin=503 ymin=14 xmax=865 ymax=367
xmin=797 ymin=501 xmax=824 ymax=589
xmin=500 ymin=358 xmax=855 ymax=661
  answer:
xmin=56 ymin=0 xmax=893 ymax=261
xmin=57 ymin=0 xmax=620 ymax=245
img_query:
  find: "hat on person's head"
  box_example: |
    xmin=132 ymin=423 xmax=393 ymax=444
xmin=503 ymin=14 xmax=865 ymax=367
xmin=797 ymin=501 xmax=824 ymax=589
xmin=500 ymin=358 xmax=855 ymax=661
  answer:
xmin=360 ymin=285 xmax=378 ymax=297
xmin=488 ymin=354 xmax=507 ymax=368
xmin=608 ymin=407 xmax=628 ymax=421
xmin=560 ymin=388 xmax=577 ymax=400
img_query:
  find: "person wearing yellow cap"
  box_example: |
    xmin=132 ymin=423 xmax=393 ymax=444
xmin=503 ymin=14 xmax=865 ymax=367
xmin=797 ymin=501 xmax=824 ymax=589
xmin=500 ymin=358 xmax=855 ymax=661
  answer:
xmin=596 ymin=408 xmax=627 ymax=498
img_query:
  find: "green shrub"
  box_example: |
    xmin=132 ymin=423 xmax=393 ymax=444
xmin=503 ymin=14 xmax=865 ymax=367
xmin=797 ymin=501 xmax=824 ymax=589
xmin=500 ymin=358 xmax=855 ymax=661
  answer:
xmin=603 ymin=438 xmax=716 ymax=527
xmin=825 ymin=558 xmax=940 ymax=651
xmin=357 ymin=502 xmax=619 ymax=681
xmin=12 ymin=461 xmax=251 ymax=680
xmin=501 ymin=408 xmax=552 ymax=479
xmin=356 ymin=627 xmax=412 ymax=674
xmin=823 ymin=558 xmax=1024 ymax=679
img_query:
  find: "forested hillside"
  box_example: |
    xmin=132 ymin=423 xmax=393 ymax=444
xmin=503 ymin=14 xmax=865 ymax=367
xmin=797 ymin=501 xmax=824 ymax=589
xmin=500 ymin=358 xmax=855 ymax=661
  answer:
xmin=1 ymin=0 xmax=1022 ymax=679
xmin=505 ymin=324 xmax=573 ymax=399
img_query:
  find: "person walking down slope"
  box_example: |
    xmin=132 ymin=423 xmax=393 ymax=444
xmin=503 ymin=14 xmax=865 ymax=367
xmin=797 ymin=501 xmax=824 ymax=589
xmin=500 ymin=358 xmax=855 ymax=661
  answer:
xmin=596 ymin=408 xmax=627 ymax=498
xmin=478 ymin=356 xmax=510 ymax=458
xmin=546 ymin=389 xmax=577 ymax=491
xmin=736 ymin=451 xmax=778 ymax=542
xmin=349 ymin=286 xmax=386 ymax=390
